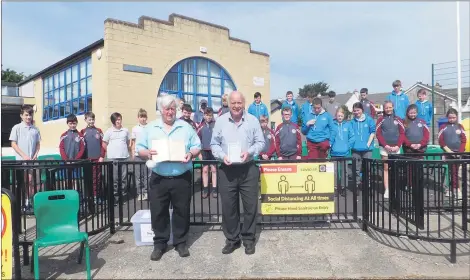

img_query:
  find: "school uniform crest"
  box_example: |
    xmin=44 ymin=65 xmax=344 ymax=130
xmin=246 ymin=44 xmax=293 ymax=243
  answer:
xmin=343 ymin=127 xmax=348 ymax=131
xmin=364 ymin=124 xmax=368 ymax=127
xmin=95 ymin=133 xmax=100 ymax=139
xmin=393 ymin=120 xmax=398 ymax=125
xmin=456 ymin=129 xmax=462 ymax=134
xmin=75 ymin=136 xmax=80 ymax=142
xmin=267 ymin=134 xmax=272 ymax=139
xmin=291 ymin=129 xmax=296 ymax=134
xmin=418 ymin=123 xmax=422 ymax=127
xmin=366 ymin=104 xmax=370 ymax=107
xmin=321 ymin=117 xmax=326 ymax=121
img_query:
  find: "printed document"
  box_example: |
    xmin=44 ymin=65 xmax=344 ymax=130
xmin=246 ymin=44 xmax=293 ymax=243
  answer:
xmin=228 ymin=142 xmax=242 ymax=163
xmin=151 ymin=139 xmax=186 ymax=162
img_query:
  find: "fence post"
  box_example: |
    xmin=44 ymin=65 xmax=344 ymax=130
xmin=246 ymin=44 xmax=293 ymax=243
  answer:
xmin=352 ymin=158 xmax=357 ymax=221
xmin=361 ymin=159 xmax=368 ymax=232
xmin=431 ymin=63 xmax=435 ymax=144
xmin=108 ymin=162 xmax=116 ymax=234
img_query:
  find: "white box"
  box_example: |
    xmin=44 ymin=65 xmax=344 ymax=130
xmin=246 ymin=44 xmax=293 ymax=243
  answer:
xmin=130 ymin=209 xmax=173 ymax=246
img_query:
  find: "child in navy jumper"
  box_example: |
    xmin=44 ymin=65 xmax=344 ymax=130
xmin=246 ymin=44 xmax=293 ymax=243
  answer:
xmin=301 ymin=97 xmax=335 ymax=159
xmin=60 ymin=114 xmax=86 ymax=189
xmin=376 ymin=100 xmax=405 ymax=199
xmin=403 ymin=104 xmax=430 ymax=154
xmin=331 ymin=107 xmax=355 ymax=194
xmin=350 ymin=102 xmax=376 ymax=190
xmin=275 ymin=106 xmax=302 ymax=160
xmin=259 ymin=114 xmax=276 ymax=160
xmin=197 ymin=107 xmax=217 ymax=199
xmin=438 ymin=108 xmax=467 ymax=199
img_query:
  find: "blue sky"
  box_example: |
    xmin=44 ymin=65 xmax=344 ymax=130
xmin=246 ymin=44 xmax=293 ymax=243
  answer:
xmin=2 ymin=1 xmax=469 ymax=99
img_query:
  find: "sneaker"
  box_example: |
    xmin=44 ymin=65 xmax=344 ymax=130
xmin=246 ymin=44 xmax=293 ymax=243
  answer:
xmin=94 ymin=197 xmax=102 ymax=205
xmin=201 ymin=188 xmax=209 ymax=199
xmin=445 ymin=189 xmax=451 ymax=197
xmin=384 ymin=189 xmax=389 ymax=199
xmin=142 ymin=193 xmax=148 ymax=201
xmin=211 ymin=188 xmax=218 ymax=198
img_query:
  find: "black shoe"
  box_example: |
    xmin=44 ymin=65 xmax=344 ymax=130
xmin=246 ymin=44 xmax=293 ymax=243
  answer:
xmin=244 ymin=244 xmax=255 ymax=255
xmin=150 ymin=247 xmax=166 ymax=261
xmin=222 ymin=242 xmax=241 ymax=254
xmin=175 ymin=244 xmax=190 ymax=257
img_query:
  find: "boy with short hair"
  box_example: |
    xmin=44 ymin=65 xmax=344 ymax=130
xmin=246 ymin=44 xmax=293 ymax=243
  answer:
xmin=81 ymin=111 xmax=106 ymax=203
xmin=281 ymin=91 xmax=299 ymax=124
xmin=180 ymin=104 xmax=198 ymax=131
xmin=60 ymin=114 xmax=86 ymax=189
xmin=386 ymin=80 xmax=409 ymax=120
xmin=325 ymin=91 xmax=341 ymax=118
xmin=301 ymin=98 xmax=335 ymax=159
xmin=359 ymin=88 xmax=376 ymax=118
xmin=9 ymin=105 xmax=41 ymax=211
xmin=415 ymin=89 xmax=433 ymax=127
xmin=197 ymin=107 xmax=217 ymax=198
xmin=259 ymin=114 xmax=276 ymax=160
xmin=248 ymin=92 xmax=269 ymax=120
xmin=275 ymin=107 xmax=302 ymax=160
xmin=103 ymin=112 xmax=131 ymax=205
xmin=131 ymin=108 xmax=149 ymax=201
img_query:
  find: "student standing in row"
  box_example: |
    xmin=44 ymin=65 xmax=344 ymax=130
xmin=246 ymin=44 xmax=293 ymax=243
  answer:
xmin=359 ymin=88 xmax=376 ymax=118
xmin=197 ymin=107 xmax=217 ymax=199
xmin=386 ymin=80 xmax=409 ymax=119
xmin=301 ymin=98 xmax=334 ymax=159
xmin=103 ymin=112 xmax=132 ymax=205
xmin=131 ymin=109 xmax=149 ymax=201
xmin=403 ymin=104 xmax=429 ymax=154
xmin=330 ymin=107 xmax=355 ymax=194
xmin=275 ymin=106 xmax=302 ymax=160
xmin=9 ymin=105 xmax=41 ymax=211
xmin=415 ymin=89 xmax=433 ymax=137
xmin=376 ymin=101 xmax=405 ymax=199
xmin=218 ymin=94 xmax=230 ymax=117
xmin=259 ymin=114 xmax=276 ymax=160
xmin=247 ymin=92 xmax=269 ymax=120
xmin=81 ymin=111 xmax=106 ymax=204
xmin=325 ymin=91 xmax=341 ymax=119
xmin=193 ymin=99 xmax=208 ymax=125
xmin=301 ymin=94 xmax=315 ymax=124
xmin=281 ymin=91 xmax=299 ymax=124
xmin=438 ymin=108 xmax=467 ymax=199
xmin=59 ymin=114 xmax=86 ymax=189
xmin=180 ymin=104 xmax=199 ymax=131
xmin=350 ymin=102 xmax=376 ymax=191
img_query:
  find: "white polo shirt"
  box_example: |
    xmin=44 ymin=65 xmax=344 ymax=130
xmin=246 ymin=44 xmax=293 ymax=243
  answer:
xmin=103 ymin=126 xmax=131 ymax=159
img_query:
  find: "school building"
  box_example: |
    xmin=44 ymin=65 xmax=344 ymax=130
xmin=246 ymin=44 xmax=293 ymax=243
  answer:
xmin=11 ymin=14 xmax=270 ymax=150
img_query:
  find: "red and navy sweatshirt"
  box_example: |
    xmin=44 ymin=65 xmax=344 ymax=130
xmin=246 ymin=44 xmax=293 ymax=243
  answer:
xmin=259 ymin=128 xmax=276 ymax=158
xmin=197 ymin=120 xmax=215 ymax=151
xmin=438 ymin=123 xmax=467 ymax=152
xmin=403 ymin=118 xmax=430 ymax=151
xmin=80 ymin=126 xmax=106 ymax=159
xmin=376 ymin=114 xmax=405 ymax=147
xmin=275 ymin=121 xmax=302 ymax=157
xmin=60 ymin=129 xmax=85 ymax=160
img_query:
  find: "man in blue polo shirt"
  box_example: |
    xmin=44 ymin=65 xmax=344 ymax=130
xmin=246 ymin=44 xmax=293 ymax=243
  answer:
xmin=137 ymin=94 xmax=201 ymax=261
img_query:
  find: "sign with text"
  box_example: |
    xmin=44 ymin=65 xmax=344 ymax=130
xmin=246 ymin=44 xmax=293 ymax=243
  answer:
xmin=260 ymin=163 xmax=335 ymax=215
xmin=1 ymin=194 xmax=12 ymax=279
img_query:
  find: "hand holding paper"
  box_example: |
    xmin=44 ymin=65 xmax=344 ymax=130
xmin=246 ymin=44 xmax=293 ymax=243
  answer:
xmin=151 ymin=139 xmax=186 ymax=162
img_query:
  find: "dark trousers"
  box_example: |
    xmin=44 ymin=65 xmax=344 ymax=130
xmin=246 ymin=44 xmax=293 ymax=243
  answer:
xmin=307 ymin=140 xmax=330 ymax=159
xmin=90 ymin=159 xmax=102 ymax=197
xmin=219 ymin=162 xmax=259 ymax=246
xmin=149 ymin=171 xmax=191 ymax=249
xmin=351 ymin=150 xmax=372 ymax=187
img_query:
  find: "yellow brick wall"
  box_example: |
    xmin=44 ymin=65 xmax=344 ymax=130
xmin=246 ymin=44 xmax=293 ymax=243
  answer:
xmin=31 ymin=48 xmax=106 ymax=149
xmin=103 ymin=14 xmax=270 ymax=130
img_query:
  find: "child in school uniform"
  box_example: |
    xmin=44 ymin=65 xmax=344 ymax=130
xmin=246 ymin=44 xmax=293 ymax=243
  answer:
xmin=218 ymin=94 xmax=230 ymax=117
xmin=275 ymin=106 xmax=302 ymax=160
xmin=81 ymin=111 xmax=106 ymax=204
xmin=197 ymin=107 xmax=217 ymax=198
xmin=131 ymin=108 xmax=149 ymax=201
xmin=59 ymin=114 xmax=86 ymax=190
xmin=438 ymin=108 xmax=467 ymax=199
xmin=376 ymin=100 xmax=405 ymax=199
xmin=330 ymin=107 xmax=355 ymax=195
xmin=259 ymin=114 xmax=276 ymax=160
xmin=403 ymin=104 xmax=430 ymax=154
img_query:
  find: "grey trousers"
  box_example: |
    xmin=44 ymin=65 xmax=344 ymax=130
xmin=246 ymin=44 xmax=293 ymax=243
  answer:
xmin=132 ymin=157 xmax=150 ymax=195
xmin=351 ymin=151 xmax=372 ymax=187
xmin=112 ymin=158 xmax=128 ymax=198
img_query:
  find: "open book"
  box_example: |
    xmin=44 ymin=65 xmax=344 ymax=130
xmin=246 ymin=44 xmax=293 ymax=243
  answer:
xmin=151 ymin=139 xmax=186 ymax=162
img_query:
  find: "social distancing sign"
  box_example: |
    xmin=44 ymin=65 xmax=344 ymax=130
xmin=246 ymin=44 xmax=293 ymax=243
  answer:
xmin=2 ymin=193 xmax=13 ymax=279
xmin=260 ymin=163 xmax=335 ymax=215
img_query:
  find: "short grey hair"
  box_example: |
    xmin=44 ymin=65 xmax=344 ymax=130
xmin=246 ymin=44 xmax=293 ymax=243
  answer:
xmin=157 ymin=93 xmax=177 ymax=113
xmin=228 ymin=90 xmax=245 ymax=103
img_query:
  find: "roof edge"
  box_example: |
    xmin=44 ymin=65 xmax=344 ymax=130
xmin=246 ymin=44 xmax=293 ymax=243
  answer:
xmin=104 ymin=13 xmax=269 ymax=58
xmin=18 ymin=39 xmax=104 ymax=86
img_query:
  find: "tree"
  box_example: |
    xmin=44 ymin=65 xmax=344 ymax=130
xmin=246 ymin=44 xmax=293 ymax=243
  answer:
xmin=298 ymin=82 xmax=330 ymax=98
xmin=2 ymin=68 xmax=29 ymax=83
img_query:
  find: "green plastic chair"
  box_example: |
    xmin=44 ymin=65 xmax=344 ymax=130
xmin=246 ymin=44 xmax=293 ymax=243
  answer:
xmin=424 ymin=145 xmax=449 ymax=189
xmin=32 ymin=190 xmax=91 ymax=280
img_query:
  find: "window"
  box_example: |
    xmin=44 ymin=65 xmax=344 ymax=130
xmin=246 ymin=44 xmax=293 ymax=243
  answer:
xmin=42 ymin=57 xmax=92 ymax=121
xmin=158 ymin=57 xmax=236 ymax=112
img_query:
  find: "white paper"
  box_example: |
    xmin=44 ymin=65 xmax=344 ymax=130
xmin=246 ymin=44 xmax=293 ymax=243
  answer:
xmin=228 ymin=142 xmax=242 ymax=163
xmin=140 ymin=223 xmax=154 ymax=243
xmin=151 ymin=139 xmax=186 ymax=162
xmin=253 ymin=76 xmax=264 ymax=87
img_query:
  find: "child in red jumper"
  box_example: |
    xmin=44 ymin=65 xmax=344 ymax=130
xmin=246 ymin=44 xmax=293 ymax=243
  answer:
xmin=438 ymin=108 xmax=467 ymax=199
xmin=259 ymin=114 xmax=276 ymax=160
xmin=60 ymin=114 xmax=85 ymax=189
xmin=275 ymin=107 xmax=302 ymax=160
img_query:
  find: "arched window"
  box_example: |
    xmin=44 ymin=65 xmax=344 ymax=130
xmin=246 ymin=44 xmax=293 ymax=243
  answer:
xmin=158 ymin=57 xmax=236 ymax=111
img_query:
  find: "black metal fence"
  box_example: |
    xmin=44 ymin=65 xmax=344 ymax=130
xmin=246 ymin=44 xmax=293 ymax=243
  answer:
xmin=115 ymin=157 xmax=359 ymax=227
xmin=1 ymin=160 xmax=115 ymax=267
xmin=362 ymin=153 xmax=470 ymax=263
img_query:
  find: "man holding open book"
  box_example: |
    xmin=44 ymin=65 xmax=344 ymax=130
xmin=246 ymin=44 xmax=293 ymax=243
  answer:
xmin=211 ymin=91 xmax=265 ymax=255
xmin=136 ymin=94 xmax=201 ymax=261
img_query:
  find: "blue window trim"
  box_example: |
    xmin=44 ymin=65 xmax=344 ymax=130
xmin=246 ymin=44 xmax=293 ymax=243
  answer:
xmin=42 ymin=57 xmax=92 ymax=122
xmin=158 ymin=57 xmax=236 ymax=111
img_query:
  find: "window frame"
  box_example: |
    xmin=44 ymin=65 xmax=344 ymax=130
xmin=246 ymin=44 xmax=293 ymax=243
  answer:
xmin=42 ymin=57 xmax=92 ymax=121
